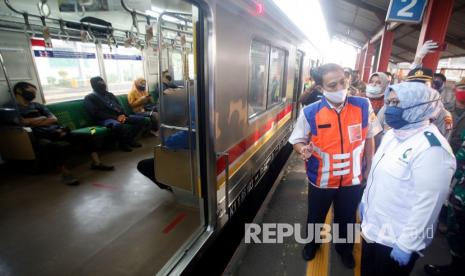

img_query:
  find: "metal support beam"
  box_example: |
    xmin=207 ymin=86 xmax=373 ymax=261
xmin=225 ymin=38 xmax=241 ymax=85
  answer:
xmin=377 ymin=28 xmax=394 ymax=72
xmin=362 ymin=42 xmax=375 ymax=82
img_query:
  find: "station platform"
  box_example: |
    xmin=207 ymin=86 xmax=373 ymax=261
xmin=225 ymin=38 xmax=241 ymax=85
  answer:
xmin=225 ymin=152 xmax=452 ymax=276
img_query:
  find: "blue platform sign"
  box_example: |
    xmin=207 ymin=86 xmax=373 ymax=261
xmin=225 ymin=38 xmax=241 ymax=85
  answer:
xmin=386 ymin=0 xmax=428 ymax=24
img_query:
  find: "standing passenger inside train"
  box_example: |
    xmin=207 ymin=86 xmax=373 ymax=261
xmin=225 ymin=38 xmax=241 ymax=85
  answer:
xmin=84 ymin=76 xmax=146 ymax=152
xmin=127 ymin=78 xmax=160 ymax=135
xmin=14 ymin=82 xmax=114 ymax=185
xmin=289 ymin=63 xmax=382 ymax=268
xmin=360 ymin=82 xmax=456 ymax=276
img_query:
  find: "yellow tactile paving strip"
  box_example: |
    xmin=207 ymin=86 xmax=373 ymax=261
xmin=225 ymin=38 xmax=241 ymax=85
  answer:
xmin=354 ymin=212 xmax=362 ymax=276
xmin=306 ymin=207 xmax=333 ymax=276
xmin=305 ymin=207 xmax=362 ymax=276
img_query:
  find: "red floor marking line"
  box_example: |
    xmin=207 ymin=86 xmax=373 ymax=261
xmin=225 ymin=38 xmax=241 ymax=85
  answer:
xmin=162 ymin=212 xmax=187 ymax=234
xmin=91 ymin=183 xmax=118 ymax=190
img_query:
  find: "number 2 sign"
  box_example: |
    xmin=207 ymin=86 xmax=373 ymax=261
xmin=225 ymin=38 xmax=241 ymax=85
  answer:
xmin=386 ymin=0 xmax=428 ymax=23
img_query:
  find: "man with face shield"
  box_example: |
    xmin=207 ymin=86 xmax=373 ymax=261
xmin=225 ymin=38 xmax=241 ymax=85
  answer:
xmin=359 ymin=82 xmax=456 ymax=276
xmin=289 ymin=63 xmax=382 ymax=268
xmin=14 ymin=82 xmax=114 ymax=186
xmin=84 ymin=76 xmax=147 ymax=152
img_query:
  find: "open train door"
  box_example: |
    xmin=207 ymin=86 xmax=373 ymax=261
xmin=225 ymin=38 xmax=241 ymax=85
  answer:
xmin=292 ymin=50 xmax=304 ymax=120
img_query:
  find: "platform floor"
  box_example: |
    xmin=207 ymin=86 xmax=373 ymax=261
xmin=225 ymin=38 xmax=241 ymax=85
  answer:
xmin=0 ymin=137 xmax=201 ymax=276
xmin=226 ymin=153 xmax=451 ymax=276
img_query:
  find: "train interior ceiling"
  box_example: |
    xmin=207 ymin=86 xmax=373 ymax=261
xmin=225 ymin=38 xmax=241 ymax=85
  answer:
xmin=0 ymin=0 xmax=204 ymax=275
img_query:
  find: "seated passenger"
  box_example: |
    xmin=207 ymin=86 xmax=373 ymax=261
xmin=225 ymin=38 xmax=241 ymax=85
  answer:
xmin=162 ymin=70 xmax=178 ymax=93
xmin=84 ymin=76 xmax=146 ymax=152
xmin=14 ymin=82 xmax=114 ymax=185
xmin=127 ymin=78 xmax=160 ymax=135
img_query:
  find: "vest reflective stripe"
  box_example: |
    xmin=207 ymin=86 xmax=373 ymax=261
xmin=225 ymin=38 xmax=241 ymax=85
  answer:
xmin=333 ymin=153 xmax=350 ymax=160
xmin=313 ymin=145 xmax=330 ymax=188
xmin=303 ymin=96 xmax=370 ymax=188
xmin=351 ymin=142 xmax=364 ymax=185
xmin=333 ymin=169 xmax=350 ymax=176
xmin=334 ymin=161 xmax=350 ymax=169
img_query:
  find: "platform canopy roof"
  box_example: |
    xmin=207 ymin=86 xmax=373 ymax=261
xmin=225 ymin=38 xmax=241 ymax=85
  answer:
xmin=319 ymin=0 xmax=465 ymax=63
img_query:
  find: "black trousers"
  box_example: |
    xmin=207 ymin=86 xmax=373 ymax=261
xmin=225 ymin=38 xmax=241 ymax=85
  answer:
xmin=137 ymin=158 xmax=170 ymax=190
xmin=306 ymin=183 xmax=361 ymax=254
xmin=361 ymin=238 xmax=419 ymax=276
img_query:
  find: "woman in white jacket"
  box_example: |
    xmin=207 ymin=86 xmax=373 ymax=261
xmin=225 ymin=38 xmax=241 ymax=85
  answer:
xmin=360 ymin=82 xmax=456 ymax=276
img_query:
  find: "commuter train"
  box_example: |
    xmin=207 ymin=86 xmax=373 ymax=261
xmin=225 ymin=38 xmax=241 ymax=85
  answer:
xmin=0 ymin=0 xmax=321 ymax=274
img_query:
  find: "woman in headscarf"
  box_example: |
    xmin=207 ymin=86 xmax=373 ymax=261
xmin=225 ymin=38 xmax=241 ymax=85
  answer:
xmin=359 ymin=82 xmax=456 ymax=276
xmin=366 ymin=72 xmax=389 ymax=114
xmin=127 ymin=78 xmax=160 ymax=135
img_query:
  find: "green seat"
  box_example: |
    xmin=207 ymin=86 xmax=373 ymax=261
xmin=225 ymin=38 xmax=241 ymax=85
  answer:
xmin=116 ymin=95 xmax=134 ymax=115
xmin=47 ymin=100 xmax=110 ymax=137
xmin=117 ymin=94 xmax=151 ymax=125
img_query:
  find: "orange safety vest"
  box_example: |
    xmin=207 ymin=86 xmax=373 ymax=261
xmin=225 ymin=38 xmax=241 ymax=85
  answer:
xmin=303 ymin=96 xmax=369 ymax=188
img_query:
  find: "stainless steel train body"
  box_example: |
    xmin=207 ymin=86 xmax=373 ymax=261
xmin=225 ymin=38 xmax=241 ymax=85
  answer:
xmin=0 ymin=0 xmax=321 ymax=274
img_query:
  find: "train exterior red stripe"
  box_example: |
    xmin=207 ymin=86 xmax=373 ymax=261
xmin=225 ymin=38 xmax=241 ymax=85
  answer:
xmin=216 ymin=104 xmax=293 ymax=175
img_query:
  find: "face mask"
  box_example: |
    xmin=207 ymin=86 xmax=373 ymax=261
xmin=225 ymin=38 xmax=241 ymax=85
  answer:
xmin=385 ymin=99 xmax=439 ymax=129
xmin=166 ymin=75 xmax=172 ymax=82
xmin=432 ymin=80 xmax=444 ymax=91
xmin=323 ymin=89 xmax=347 ymax=104
xmin=95 ymin=83 xmax=107 ymax=93
xmin=455 ymin=88 xmax=465 ymax=103
xmin=22 ymin=90 xmax=36 ymax=101
xmin=138 ymin=85 xmax=146 ymax=91
xmin=366 ymin=85 xmax=382 ymax=97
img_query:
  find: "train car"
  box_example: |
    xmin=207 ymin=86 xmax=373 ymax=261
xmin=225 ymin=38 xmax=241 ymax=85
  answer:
xmin=0 ymin=0 xmax=321 ymax=274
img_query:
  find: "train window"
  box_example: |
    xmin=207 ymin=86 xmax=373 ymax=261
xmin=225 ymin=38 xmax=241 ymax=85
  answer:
xmin=102 ymin=45 xmax=144 ymax=95
xmin=188 ymin=53 xmax=195 ymax=80
xmin=32 ymin=39 xmax=100 ymax=103
xmin=171 ymin=51 xmax=183 ymax=81
xmin=267 ymin=47 xmax=285 ymax=107
xmin=248 ymin=40 xmax=270 ymax=118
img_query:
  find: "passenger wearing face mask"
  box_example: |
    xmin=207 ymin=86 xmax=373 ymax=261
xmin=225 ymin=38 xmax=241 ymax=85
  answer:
xmin=432 ymin=73 xmax=455 ymax=112
xmin=366 ymin=72 xmax=389 ymax=114
xmin=14 ymin=82 xmax=114 ymax=186
xmin=84 ymin=76 xmax=147 ymax=152
xmin=128 ymin=78 xmax=160 ymax=135
xmin=366 ymin=72 xmax=390 ymax=149
xmin=289 ymin=63 xmax=382 ymax=268
xmin=448 ymin=78 xmax=465 ymax=153
xmin=359 ymin=82 xmax=456 ymax=276
xmin=162 ymin=70 xmax=178 ymax=93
